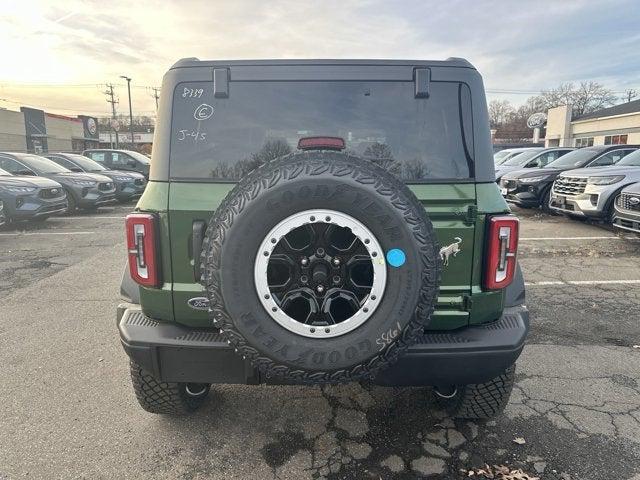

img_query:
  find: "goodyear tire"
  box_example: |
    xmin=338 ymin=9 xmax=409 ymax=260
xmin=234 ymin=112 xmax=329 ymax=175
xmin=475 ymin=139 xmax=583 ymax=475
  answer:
xmin=200 ymin=151 xmax=441 ymax=383
xmin=437 ymin=365 xmax=516 ymax=419
xmin=129 ymin=361 xmax=210 ymax=415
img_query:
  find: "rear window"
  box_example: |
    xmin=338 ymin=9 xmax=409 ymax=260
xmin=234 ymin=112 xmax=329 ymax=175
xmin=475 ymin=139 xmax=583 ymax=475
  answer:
xmin=169 ymin=81 xmax=474 ymax=182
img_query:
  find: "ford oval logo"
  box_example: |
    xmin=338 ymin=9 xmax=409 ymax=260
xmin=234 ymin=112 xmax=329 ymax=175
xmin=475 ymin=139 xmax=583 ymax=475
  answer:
xmin=629 ymin=196 xmax=640 ymax=205
xmin=187 ymin=297 xmax=210 ymax=311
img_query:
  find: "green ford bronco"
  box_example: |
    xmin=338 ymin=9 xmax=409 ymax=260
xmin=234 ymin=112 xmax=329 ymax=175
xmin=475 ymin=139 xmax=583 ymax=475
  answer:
xmin=118 ymin=58 xmax=528 ymax=418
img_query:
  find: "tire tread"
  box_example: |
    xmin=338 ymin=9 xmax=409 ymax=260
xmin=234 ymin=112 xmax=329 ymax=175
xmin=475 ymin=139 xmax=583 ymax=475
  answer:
xmin=200 ymin=152 xmax=441 ymax=384
xmin=129 ymin=361 xmax=207 ymax=415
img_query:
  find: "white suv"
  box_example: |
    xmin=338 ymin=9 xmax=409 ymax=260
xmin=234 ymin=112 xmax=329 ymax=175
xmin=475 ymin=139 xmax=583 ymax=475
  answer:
xmin=550 ymin=148 xmax=640 ymax=220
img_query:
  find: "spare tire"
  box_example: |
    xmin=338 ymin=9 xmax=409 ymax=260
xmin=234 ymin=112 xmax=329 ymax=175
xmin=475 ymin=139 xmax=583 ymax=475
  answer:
xmin=200 ymin=151 xmax=441 ymax=383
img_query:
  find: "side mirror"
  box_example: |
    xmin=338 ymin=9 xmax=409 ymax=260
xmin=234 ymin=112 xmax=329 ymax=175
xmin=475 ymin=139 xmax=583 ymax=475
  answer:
xmin=127 ymin=159 xmax=137 ymax=167
xmin=18 ymin=170 xmax=35 ymax=176
xmin=71 ymin=167 xmax=83 ymax=172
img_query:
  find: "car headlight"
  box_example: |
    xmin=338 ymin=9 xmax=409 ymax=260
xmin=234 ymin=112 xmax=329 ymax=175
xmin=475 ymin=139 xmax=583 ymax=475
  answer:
xmin=519 ymin=175 xmax=550 ymax=184
xmin=72 ymin=179 xmax=97 ymax=186
xmin=587 ymin=175 xmax=625 ymax=185
xmin=0 ymin=185 xmax=37 ymax=193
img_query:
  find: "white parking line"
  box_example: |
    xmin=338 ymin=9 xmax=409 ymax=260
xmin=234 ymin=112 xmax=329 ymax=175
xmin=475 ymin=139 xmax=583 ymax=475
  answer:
xmin=526 ymin=279 xmax=640 ymax=286
xmin=0 ymin=231 xmax=96 ymax=236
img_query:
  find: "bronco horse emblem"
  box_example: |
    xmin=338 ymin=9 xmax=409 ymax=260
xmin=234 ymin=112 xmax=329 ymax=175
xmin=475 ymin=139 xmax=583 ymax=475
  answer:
xmin=439 ymin=237 xmax=462 ymax=266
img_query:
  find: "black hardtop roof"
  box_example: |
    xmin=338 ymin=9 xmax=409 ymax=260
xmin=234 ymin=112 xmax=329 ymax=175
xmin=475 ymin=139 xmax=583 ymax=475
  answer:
xmin=170 ymin=57 xmax=475 ymax=70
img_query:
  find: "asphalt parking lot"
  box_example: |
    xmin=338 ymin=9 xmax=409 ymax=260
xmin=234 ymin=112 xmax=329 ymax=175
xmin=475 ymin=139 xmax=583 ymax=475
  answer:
xmin=1 ymin=205 xmax=639 ymax=480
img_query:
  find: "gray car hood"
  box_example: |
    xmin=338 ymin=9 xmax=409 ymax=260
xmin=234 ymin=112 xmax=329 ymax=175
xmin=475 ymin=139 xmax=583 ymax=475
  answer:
xmin=50 ymin=172 xmax=113 ymax=183
xmin=0 ymin=175 xmax=63 ymax=188
xmin=559 ymin=166 xmax=640 ymax=177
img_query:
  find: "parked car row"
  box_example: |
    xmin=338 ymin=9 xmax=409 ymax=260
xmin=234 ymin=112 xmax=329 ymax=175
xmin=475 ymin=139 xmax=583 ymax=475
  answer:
xmin=0 ymin=149 xmax=147 ymax=226
xmin=496 ymin=145 xmax=640 ymax=233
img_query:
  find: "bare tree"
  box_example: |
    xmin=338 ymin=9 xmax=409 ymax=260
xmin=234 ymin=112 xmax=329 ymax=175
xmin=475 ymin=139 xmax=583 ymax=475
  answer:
xmin=623 ymin=89 xmax=638 ymax=103
xmin=234 ymin=138 xmax=292 ymax=178
xmin=362 ymin=142 xmax=400 ymax=174
xmin=539 ymin=81 xmax=617 ymax=116
xmin=488 ymin=99 xmax=515 ymax=127
xmin=571 ymin=81 xmax=618 ymax=116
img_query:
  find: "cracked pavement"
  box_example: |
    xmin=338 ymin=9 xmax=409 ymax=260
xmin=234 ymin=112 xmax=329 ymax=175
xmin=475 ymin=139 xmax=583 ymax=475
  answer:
xmin=0 ymin=206 xmax=639 ymax=479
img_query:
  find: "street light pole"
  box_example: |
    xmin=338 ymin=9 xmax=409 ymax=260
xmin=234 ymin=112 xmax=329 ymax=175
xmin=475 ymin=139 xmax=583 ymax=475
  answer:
xmin=120 ymin=75 xmax=134 ymax=150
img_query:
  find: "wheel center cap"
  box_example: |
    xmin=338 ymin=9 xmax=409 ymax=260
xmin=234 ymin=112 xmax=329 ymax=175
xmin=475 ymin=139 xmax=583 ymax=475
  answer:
xmin=312 ymin=262 xmax=329 ymax=284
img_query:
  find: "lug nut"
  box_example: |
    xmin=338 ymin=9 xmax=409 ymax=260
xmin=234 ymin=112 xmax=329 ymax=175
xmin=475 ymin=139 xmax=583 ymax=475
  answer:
xmin=300 ymin=275 xmax=308 ymax=283
xmin=316 ymin=285 xmax=325 ymax=294
xmin=332 ymin=275 xmax=341 ymax=284
xmin=300 ymin=257 xmax=309 ymax=266
xmin=316 ymin=248 xmax=325 ymax=257
xmin=332 ymin=257 xmax=340 ymax=266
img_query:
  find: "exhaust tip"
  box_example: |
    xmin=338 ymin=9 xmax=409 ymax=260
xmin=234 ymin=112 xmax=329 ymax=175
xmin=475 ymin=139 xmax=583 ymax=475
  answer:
xmin=185 ymin=383 xmax=208 ymax=397
xmin=434 ymin=386 xmax=458 ymax=399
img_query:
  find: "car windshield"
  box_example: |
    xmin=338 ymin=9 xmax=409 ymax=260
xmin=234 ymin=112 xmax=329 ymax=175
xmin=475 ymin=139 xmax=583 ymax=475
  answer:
xmin=502 ymin=150 xmax=542 ymax=166
xmin=615 ymin=150 xmax=640 ymax=166
xmin=493 ymin=150 xmax=512 ymax=162
xmin=15 ymin=154 xmax=70 ymax=174
xmin=65 ymin=154 xmax=107 ymax=172
xmin=0 ymin=168 xmax=11 ymax=176
xmin=545 ymin=148 xmax=601 ymax=169
xmin=169 ymin=80 xmax=474 ymax=181
xmin=125 ymin=151 xmax=151 ymax=165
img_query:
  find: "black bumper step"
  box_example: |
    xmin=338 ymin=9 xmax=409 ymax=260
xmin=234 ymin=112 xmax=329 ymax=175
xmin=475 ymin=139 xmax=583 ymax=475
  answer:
xmin=118 ymin=304 xmax=529 ymax=386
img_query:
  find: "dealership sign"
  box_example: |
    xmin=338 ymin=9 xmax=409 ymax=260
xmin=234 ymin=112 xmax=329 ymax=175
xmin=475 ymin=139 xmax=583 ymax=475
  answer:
xmin=527 ymin=112 xmax=547 ymax=129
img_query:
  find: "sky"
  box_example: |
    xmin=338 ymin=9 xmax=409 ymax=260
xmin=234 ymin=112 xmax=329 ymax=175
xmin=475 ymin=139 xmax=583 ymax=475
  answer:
xmin=0 ymin=0 xmax=639 ymax=118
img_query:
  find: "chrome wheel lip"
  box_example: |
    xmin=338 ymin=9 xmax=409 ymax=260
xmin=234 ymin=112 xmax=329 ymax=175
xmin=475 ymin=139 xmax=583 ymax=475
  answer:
xmin=254 ymin=209 xmax=387 ymax=339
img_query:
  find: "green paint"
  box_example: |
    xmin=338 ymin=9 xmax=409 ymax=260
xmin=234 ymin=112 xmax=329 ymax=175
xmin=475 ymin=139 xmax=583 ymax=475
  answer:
xmin=136 ymin=180 xmax=508 ymax=331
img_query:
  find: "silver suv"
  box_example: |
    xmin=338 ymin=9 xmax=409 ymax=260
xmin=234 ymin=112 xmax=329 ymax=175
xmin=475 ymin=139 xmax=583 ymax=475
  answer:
xmin=613 ymin=182 xmax=640 ymax=233
xmin=550 ymin=147 xmax=640 ymax=220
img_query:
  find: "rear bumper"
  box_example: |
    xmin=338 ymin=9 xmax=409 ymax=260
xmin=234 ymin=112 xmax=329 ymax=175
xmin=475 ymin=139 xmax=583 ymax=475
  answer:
xmin=117 ymin=304 xmax=529 ymax=386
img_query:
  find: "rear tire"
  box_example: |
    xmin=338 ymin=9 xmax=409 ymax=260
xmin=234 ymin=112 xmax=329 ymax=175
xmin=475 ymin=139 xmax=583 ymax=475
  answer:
xmin=129 ymin=361 xmax=210 ymax=415
xmin=436 ymin=364 xmax=516 ymax=419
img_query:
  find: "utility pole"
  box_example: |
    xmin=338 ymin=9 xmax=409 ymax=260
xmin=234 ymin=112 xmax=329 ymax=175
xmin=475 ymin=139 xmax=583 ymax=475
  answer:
xmin=120 ymin=75 xmax=135 ymax=150
xmin=624 ymin=89 xmax=638 ymax=103
xmin=151 ymin=87 xmax=160 ymax=111
xmin=103 ymin=83 xmax=119 ymax=148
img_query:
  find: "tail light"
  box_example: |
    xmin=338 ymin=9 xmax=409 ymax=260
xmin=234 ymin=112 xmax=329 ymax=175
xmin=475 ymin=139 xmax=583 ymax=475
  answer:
xmin=297 ymin=136 xmax=346 ymax=151
xmin=125 ymin=213 xmax=160 ymax=287
xmin=483 ymin=215 xmax=519 ymax=290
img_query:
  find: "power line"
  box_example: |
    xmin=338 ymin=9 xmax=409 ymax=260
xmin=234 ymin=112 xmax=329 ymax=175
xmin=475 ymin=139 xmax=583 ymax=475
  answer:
xmin=150 ymin=87 xmax=160 ymax=110
xmin=103 ymin=83 xmax=119 ymax=118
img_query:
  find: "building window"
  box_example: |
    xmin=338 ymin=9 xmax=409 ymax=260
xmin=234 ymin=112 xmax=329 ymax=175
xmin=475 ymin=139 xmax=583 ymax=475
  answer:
xmin=575 ymin=137 xmax=594 ymax=147
xmin=604 ymin=134 xmax=628 ymax=145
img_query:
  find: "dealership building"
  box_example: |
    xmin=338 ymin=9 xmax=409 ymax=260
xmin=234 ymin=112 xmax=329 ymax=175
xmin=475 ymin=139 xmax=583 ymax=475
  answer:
xmin=545 ymin=99 xmax=640 ymax=148
xmin=0 ymin=107 xmax=100 ymax=153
